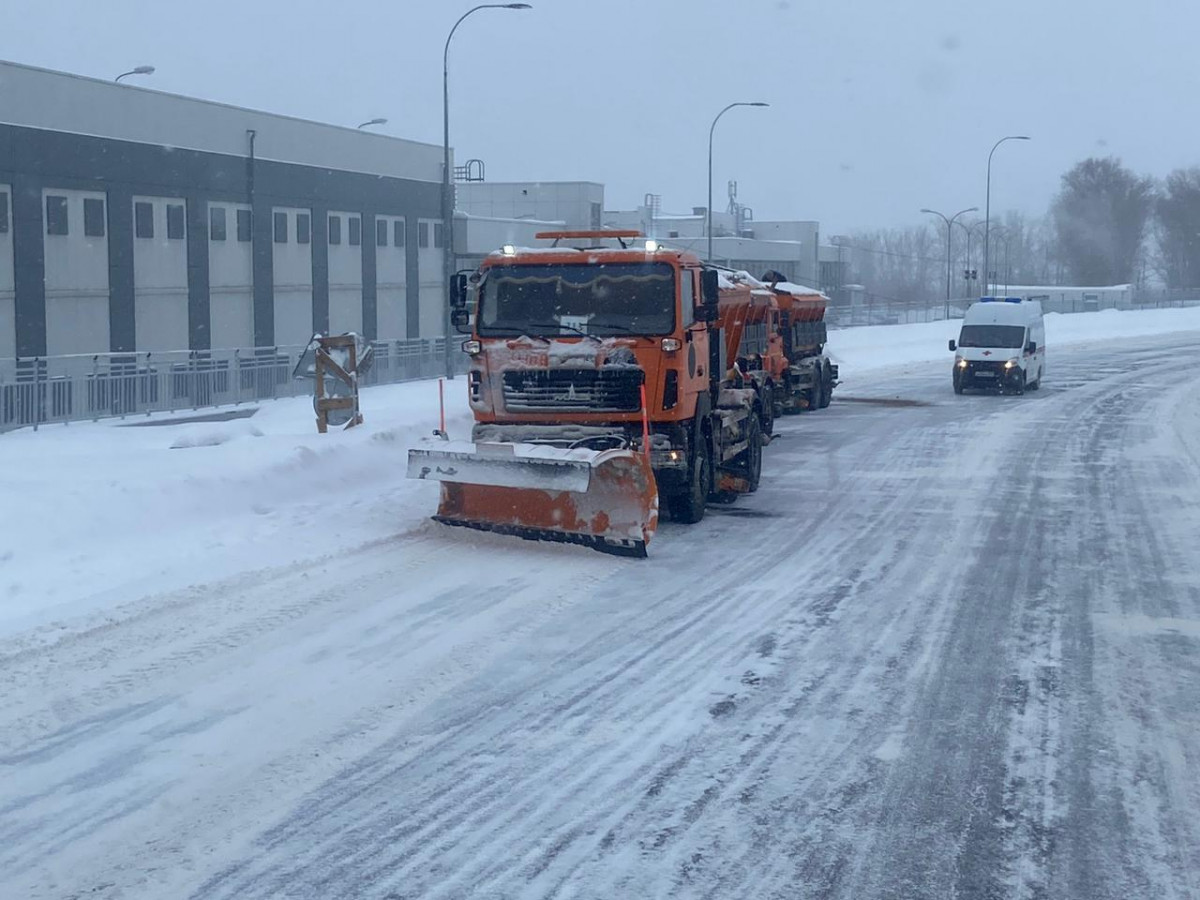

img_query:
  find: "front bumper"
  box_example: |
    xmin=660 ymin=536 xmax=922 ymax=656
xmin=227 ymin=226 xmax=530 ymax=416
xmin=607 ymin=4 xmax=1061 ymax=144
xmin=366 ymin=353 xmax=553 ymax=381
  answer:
xmin=957 ymin=361 xmax=1023 ymax=386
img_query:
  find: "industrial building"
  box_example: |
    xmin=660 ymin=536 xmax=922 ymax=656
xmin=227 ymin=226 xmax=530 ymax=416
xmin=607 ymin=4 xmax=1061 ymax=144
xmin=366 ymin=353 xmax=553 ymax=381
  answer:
xmin=0 ymin=58 xmax=446 ymax=360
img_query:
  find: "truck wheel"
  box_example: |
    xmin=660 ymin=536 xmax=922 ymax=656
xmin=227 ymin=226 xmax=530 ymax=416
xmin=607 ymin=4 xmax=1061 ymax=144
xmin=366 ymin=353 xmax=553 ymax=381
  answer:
xmin=760 ymin=383 xmax=775 ymax=436
xmin=818 ymin=363 xmax=833 ymax=409
xmin=807 ymin=365 xmax=824 ymax=411
xmin=741 ymin=413 xmax=763 ymax=492
xmin=669 ymin=423 xmax=712 ymax=524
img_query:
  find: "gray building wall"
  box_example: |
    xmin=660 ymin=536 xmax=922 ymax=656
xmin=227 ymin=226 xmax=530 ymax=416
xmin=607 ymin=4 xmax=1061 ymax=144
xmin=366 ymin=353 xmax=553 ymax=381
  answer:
xmin=458 ymin=182 xmax=603 ymax=232
xmin=0 ymin=58 xmax=443 ymax=359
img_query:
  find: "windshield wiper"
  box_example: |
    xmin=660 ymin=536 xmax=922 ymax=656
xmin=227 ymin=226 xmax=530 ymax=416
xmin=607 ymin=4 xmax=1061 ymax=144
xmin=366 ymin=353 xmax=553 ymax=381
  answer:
xmin=525 ymin=322 xmax=602 ymax=343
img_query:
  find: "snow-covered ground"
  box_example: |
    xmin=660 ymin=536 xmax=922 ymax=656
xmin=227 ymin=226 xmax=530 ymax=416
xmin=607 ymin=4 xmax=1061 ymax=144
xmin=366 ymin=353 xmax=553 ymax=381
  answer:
xmin=3 ymin=305 xmax=1197 ymax=640
xmin=2 ymin=306 xmax=1200 ymax=899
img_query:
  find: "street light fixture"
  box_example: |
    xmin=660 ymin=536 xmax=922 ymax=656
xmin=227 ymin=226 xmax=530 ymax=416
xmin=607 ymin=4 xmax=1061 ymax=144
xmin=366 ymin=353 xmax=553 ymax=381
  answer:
xmin=357 ymin=117 xmax=388 ymax=129
xmin=983 ymin=135 xmax=1030 ymax=306
xmin=442 ymin=3 xmax=532 ymax=379
xmin=921 ymin=206 xmax=978 ymax=319
xmin=115 ymin=65 xmax=155 ymax=83
xmin=707 ymin=101 xmax=769 ymax=263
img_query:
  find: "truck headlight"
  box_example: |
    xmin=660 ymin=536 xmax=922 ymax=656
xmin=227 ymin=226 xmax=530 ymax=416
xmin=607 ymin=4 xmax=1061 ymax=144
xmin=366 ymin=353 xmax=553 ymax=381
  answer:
xmin=462 ymin=339 xmax=482 ymax=355
xmin=661 ymin=338 xmax=682 ymax=352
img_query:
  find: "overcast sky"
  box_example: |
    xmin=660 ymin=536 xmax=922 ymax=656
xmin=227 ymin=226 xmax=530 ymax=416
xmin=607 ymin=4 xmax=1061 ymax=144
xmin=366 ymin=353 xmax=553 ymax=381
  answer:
xmin=7 ymin=0 xmax=1200 ymax=234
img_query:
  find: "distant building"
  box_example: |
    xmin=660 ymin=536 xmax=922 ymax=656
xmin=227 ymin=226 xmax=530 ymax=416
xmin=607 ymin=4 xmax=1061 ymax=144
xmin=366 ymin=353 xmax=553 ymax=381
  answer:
xmin=455 ymin=181 xmax=604 ymax=233
xmin=0 ymin=58 xmax=446 ymax=359
xmin=602 ymin=201 xmax=821 ymax=288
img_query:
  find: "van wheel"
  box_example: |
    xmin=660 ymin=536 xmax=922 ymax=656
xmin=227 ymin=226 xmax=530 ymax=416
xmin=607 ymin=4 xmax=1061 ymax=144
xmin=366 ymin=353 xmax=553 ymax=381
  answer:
xmin=953 ymin=377 xmax=964 ymax=395
xmin=1015 ymin=371 xmax=1027 ymax=395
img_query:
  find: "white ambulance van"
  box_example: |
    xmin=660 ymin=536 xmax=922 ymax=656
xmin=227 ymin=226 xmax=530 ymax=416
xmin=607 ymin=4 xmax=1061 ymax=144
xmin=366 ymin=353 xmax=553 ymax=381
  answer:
xmin=948 ymin=297 xmax=1045 ymax=395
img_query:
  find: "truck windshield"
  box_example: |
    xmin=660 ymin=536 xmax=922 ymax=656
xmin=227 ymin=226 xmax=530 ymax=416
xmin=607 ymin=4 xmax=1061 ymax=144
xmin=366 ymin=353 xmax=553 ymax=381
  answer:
xmin=958 ymin=324 xmax=1026 ymax=348
xmin=478 ymin=262 xmax=676 ymax=337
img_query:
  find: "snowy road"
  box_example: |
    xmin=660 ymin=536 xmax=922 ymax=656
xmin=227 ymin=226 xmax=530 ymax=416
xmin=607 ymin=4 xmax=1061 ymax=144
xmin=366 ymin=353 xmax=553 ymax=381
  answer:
xmin=3 ymin=332 xmax=1200 ymax=899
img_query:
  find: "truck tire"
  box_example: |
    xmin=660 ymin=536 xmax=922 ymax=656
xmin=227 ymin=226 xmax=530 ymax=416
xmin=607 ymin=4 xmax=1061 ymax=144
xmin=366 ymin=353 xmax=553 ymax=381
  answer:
xmin=740 ymin=413 xmax=762 ymax=492
xmin=669 ymin=421 xmax=712 ymax=524
xmin=760 ymin=382 xmax=776 ymax=436
xmin=807 ymin=365 xmax=824 ymax=411
xmin=818 ymin=363 xmax=833 ymax=409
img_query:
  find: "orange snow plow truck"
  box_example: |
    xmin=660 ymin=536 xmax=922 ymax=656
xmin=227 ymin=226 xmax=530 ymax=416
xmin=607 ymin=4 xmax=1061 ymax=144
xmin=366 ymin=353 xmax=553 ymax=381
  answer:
xmin=716 ymin=268 xmax=837 ymax=435
xmin=406 ymin=231 xmax=774 ymax=558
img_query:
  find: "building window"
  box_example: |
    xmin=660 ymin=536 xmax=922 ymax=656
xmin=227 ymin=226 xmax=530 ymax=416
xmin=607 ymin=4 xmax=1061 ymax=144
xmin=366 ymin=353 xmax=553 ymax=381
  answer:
xmin=273 ymin=211 xmax=288 ymax=243
xmin=434 ymin=222 xmax=445 ymax=249
xmin=135 ymin=201 xmax=154 ymax=239
xmin=348 ymin=216 xmax=361 ymax=246
xmin=393 ymin=219 xmax=405 ymax=247
xmin=0 ymin=192 xmax=8 ymax=233
xmin=167 ymin=203 xmax=186 ymax=240
xmin=328 ymin=214 xmax=341 ymax=246
xmin=210 ymin=206 xmax=227 ymax=241
xmin=297 ymin=212 xmax=311 ymax=244
xmin=376 ymin=219 xmax=388 ymax=247
xmin=84 ymin=198 xmax=106 ymax=238
xmin=418 ymin=222 xmax=429 ymax=248
xmin=237 ymin=209 xmax=252 ymax=242
xmin=46 ymin=195 xmax=69 ymax=236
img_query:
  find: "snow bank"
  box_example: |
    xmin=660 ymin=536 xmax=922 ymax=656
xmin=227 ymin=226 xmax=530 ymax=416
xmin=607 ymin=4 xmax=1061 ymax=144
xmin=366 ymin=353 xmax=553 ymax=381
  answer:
xmin=827 ymin=305 xmax=1200 ymax=382
xmin=0 ymin=380 xmax=471 ymax=636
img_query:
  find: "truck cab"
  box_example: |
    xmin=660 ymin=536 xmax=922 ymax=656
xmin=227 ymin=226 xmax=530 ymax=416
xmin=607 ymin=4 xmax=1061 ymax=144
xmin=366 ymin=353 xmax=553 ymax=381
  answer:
xmin=450 ymin=232 xmax=765 ymax=522
xmin=949 ymin=297 xmax=1046 ymax=394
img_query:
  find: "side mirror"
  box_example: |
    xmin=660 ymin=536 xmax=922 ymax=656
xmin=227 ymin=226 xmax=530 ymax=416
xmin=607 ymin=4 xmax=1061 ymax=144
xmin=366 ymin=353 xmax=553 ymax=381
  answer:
xmin=451 ymin=308 xmax=470 ymax=332
xmin=451 ymin=272 xmax=469 ymax=309
xmin=948 ymin=339 xmax=957 ymax=352
xmin=1027 ymin=341 xmax=1037 ymax=353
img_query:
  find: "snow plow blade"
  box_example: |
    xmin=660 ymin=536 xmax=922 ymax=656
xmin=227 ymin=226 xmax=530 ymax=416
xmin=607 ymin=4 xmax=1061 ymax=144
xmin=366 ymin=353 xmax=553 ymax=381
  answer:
xmin=407 ymin=441 xmax=658 ymax=558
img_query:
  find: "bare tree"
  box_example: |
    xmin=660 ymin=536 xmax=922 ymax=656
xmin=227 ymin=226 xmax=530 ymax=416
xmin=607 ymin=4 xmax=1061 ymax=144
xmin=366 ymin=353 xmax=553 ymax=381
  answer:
xmin=1155 ymin=167 xmax=1200 ymax=288
xmin=1051 ymin=157 xmax=1155 ymax=285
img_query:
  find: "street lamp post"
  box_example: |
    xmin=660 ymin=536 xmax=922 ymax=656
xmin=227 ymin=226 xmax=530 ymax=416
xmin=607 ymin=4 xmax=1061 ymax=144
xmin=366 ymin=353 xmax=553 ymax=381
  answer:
xmin=921 ymin=206 xmax=978 ymax=320
xmin=955 ymin=219 xmax=989 ymax=299
xmin=442 ymin=3 xmax=532 ymax=379
xmin=115 ymin=65 xmax=155 ymax=83
xmin=983 ymin=135 xmax=1030 ymax=305
xmin=357 ymin=117 xmax=388 ymax=129
xmin=707 ymin=101 xmax=768 ymax=263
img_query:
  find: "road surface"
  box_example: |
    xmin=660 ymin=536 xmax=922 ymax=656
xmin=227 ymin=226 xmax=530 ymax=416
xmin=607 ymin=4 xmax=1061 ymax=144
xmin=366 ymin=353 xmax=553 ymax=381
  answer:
xmin=3 ymin=333 xmax=1199 ymax=899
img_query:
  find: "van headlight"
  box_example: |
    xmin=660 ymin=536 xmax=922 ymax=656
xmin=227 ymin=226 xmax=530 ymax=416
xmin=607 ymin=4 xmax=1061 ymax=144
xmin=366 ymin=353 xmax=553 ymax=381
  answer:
xmin=1004 ymin=358 xmax=1019 ymax=368
xmin=956 ymin=357 xmax=967 ymax=368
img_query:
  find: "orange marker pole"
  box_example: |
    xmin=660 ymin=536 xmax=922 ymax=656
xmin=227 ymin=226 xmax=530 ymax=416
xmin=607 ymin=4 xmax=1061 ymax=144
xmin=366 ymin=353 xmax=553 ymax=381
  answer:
xmin=640 ymin=383 xmax=650 ymax=460
xmin=438 ymin=378 xmax=446 ymax=436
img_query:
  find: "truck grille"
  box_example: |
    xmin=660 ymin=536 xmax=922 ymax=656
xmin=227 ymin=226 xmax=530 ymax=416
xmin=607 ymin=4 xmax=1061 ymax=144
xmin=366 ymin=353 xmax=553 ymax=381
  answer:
xmin=502 ymin=368 xmax=644 ymax=412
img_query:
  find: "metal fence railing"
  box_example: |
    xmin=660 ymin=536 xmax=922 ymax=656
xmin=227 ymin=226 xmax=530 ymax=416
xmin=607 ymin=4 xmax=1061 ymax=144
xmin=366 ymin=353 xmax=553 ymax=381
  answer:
xmin=0 ymin=338 xmax=468 ymax=434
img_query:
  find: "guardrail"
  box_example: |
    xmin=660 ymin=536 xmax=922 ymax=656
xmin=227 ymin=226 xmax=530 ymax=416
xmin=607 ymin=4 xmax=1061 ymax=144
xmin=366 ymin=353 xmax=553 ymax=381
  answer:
xmin=0 ymin=338 xmax=468 ymax=434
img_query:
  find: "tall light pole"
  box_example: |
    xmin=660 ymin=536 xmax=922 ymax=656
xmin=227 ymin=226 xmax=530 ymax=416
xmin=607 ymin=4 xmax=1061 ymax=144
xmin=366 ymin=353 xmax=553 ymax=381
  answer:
xmin=357 ymin=117 xmax=388 ymax=129
xmin=115 ymin=65 xmax=155 ymax=83
xmin=983 ymin=136 xmax=1030 ymax=305
xmin=707 ymin=101 xmax=768 ymax=263
xmin=955 ymin=218 xmax=989 ymax=299
xmin=921 ymin=206 xmax=977 ymax=319
xmin=443 ymin=3 xmax=532 ymax=379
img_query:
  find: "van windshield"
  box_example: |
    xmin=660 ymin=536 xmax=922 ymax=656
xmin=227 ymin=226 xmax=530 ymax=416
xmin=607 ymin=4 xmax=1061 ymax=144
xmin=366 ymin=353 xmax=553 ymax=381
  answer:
xmin=958 ymin=324 xmax=1026 ymax=348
